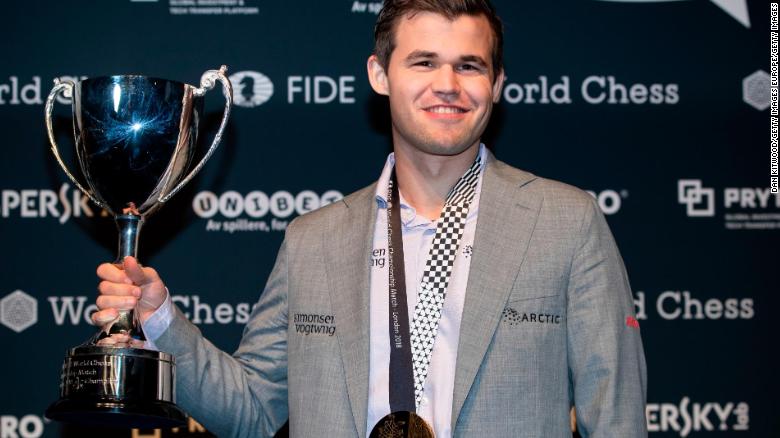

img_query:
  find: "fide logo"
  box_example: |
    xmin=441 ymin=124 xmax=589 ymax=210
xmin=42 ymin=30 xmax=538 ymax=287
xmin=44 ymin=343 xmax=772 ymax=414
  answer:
xmin=678 ymin=180 xmax=715 ymax=217
xmin=0 ymin=290 xmax=37 ymax=333
xmin=228 ymin=70 xmax=274 ymax=107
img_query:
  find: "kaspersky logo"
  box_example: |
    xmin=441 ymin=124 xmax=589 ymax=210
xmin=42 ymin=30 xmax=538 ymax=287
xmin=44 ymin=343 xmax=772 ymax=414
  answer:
xmin=596 ymin=0 xmax=751 ymax=28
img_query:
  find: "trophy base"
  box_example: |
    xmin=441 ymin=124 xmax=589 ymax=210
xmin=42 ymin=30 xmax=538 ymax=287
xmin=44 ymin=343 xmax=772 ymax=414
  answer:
xmin=46 ymin=345 xmax=187 ymax=429
xmin=46 ymin=398 xmax=187 ymax=429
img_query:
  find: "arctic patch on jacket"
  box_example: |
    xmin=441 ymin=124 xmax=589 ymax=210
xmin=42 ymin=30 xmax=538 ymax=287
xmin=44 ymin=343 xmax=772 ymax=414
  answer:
xmin=502 ymin=307 xmax=562 ymax=325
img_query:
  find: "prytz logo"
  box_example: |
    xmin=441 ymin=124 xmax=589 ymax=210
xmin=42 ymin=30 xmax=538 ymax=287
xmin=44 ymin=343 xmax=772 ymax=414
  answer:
xmin=1 ymin=183 xmax=103 ymax=224
xmin=646 ymin=397 xmax=749 ymax=436
xmin=596 ymin=0 xmax=750 ymax=28
xmin=678 ymin=180 xmax=715 ymax=217
xmin=0 ymin=290 xmax=37 ymax=333
xmin=677 ymin=179 xmax=780 ymax=229
xmin=742 ymin=70 xmax=770 ymax=111
xmin=229 ymin=71 xmax=274 ymax=108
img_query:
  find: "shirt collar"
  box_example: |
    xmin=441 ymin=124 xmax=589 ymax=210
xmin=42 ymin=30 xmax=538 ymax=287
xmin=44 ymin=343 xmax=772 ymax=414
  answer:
xmin=375 ymin=144 xmax=487 ymax=225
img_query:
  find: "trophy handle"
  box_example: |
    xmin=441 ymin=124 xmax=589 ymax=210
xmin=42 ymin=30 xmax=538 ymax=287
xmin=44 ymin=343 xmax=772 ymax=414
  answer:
xmin=45 ymin=79 xmax=109 ymax=211
xmin=159 ymin=65 xmax=233 ymax=203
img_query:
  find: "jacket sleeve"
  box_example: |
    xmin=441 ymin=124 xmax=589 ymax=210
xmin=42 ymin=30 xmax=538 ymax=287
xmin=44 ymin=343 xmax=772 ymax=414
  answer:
xmin=566 ymin=197 xmax=647 ymax=437
xmin=155 ymin=236 xmax=290 ymax=438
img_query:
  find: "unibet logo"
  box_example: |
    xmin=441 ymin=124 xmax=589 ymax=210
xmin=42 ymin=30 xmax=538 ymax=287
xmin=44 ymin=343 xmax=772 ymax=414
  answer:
xmin=0 ymin=415 xmax=45 ymax=438
xmin=595 ymin=0 xmax=750 ymax=28
xmin=350 ymin=0 xmax=382 ymax=14
xmin=678 ymin=180 xmax=715 ymax=217
xmin=193 ymin=190 xmax=344 ymax=219
xmin=0 ymin=290 xmax=37 ymax=333
xmin=229 ymin=71 xmax=274 ymax=108
xmin=646 ymin=397 xmax=749 ymax=436
xmin=742 ymin=70 xmax=770 ymax=111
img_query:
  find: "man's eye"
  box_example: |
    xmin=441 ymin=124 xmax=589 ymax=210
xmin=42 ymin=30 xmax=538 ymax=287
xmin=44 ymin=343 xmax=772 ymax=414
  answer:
xmin=413 ymin=61 xmax=434 ymax=67
xmin=459 ymin=64 xmax=481 ymax=72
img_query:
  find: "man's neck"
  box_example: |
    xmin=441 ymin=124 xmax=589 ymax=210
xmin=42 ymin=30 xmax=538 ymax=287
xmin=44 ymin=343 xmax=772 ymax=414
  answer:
xmin=393 ymin=142 xmax=480 ymax=221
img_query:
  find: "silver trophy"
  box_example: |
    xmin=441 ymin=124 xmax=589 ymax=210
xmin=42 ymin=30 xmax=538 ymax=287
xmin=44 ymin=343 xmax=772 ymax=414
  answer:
xmin=43 ymin=66 xmax=232 ymax=428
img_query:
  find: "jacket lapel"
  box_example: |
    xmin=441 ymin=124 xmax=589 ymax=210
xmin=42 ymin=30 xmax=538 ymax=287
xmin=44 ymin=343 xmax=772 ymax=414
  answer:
xmin=324 ymin=184 xmax=377 ymax=438
xmin=451 ymin=155 xmax=541 ymax=430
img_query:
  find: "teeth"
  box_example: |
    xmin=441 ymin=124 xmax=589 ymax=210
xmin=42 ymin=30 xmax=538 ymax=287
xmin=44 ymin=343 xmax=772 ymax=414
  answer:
xmin=428 ymin=106 xmax=464 ymax=114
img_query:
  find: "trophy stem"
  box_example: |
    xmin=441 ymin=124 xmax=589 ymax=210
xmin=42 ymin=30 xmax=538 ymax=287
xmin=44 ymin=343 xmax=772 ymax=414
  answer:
xmin=115 ymin=214 xmax=143 ymax=262
xmin=109 ymin=213 xmax=146 ymax=341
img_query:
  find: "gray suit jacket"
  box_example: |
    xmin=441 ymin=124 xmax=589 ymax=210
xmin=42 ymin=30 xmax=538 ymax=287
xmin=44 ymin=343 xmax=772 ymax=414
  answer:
xmin=156 ymin=153 xmax=647 ymax=437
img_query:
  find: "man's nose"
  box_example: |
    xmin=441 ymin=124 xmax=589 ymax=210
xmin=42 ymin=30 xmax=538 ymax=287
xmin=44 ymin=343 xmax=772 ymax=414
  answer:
xmin=431 ymin=65 xmax=460 ymax=98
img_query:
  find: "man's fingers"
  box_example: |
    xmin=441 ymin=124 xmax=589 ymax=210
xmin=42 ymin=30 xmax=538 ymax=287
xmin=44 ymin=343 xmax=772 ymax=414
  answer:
xmin=96 ymin=263 xmax=132 ymax=284
xmin=96 ymin=295 xmax=137 ymax=311
xmin=96 ymin=334 xmax=144 ymax=349
xmin=98 ymin=281 xmax=141 ymax=297
xmin=92 ymin=308 xmax=118 ymax=325
xmin=122 ymin=257 xmax=150 ymax=285
xmin=97 ymin=333 xmax=131 ymax=346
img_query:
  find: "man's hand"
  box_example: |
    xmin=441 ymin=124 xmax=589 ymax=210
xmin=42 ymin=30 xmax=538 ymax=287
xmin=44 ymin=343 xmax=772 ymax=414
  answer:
xmin=92 ymin=256 xmax=167 ymax=330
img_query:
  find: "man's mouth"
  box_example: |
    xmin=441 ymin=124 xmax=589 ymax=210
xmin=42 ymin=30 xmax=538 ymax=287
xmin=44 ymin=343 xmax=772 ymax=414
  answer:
xmin=423 ymin=105 xmax=469 ymax=114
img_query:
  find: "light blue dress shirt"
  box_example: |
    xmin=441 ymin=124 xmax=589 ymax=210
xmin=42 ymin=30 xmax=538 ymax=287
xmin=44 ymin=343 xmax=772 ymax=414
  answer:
xmin=367 ymin=145 xmax=485 ymax=438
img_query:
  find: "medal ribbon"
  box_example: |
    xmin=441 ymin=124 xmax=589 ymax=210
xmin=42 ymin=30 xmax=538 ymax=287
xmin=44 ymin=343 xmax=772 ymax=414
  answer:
xmin=386 ymin=155 xmax=482 ymax=412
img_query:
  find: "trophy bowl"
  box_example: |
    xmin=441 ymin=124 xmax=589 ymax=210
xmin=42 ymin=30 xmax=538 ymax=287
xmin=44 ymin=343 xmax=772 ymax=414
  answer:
xmin=43 ymin=67 xmax=232 ymax=428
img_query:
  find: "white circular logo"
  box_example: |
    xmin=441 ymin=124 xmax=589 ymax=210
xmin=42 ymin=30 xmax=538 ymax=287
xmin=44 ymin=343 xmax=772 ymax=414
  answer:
xmin=229 ymin=71 xmax=274 ymax=107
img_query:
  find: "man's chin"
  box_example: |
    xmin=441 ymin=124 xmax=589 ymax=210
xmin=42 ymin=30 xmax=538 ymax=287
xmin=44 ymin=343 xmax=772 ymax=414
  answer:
xmin=416 ymin=139 xmax=479 ymax=157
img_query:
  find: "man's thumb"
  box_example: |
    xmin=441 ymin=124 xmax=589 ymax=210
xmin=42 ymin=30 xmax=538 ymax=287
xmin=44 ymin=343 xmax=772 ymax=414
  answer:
xmin=122 ymin=256 xmax=149 ymax=285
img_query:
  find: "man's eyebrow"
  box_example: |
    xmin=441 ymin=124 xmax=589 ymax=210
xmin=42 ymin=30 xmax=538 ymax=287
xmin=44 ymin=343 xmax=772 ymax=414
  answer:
xmin=460 ymin=55 xmax=488 ymax=67
xmin=404 ymin=50 xmax=438 ymax=61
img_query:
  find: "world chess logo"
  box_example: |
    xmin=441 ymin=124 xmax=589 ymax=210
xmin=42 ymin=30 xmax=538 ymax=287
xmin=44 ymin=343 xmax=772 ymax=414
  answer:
xmin=678 ymin=180 xmax=715 ymax=217
xmin=742 ymin=70 xmax=770 ymax=111
xmin=228 ymin=70 xmax=274 ymax=108
xmin=0 ymin=290 xmax=37 ymax=333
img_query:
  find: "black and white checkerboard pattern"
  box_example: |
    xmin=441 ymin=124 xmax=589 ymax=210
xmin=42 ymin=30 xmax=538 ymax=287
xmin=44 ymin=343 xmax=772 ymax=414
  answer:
xmin=409 ymin=156 xmax=482 ymax=406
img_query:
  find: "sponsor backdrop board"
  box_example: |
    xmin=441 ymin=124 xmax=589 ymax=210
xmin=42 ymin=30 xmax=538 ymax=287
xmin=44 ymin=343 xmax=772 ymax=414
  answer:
xmin=0 ymin=0 xmax=777 ymax=437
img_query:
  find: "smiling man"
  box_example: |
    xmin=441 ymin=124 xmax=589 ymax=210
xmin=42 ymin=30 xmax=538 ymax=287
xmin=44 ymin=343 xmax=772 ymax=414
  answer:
xmin=93 ymin=1 xmax=647 ymax=437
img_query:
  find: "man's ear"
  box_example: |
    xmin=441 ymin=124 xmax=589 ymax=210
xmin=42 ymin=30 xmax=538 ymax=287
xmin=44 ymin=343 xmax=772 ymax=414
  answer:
xmin=367 ymin=55 xmax=389 ymax=96
xmin=492 ymin=69 xmax=505 ymax=103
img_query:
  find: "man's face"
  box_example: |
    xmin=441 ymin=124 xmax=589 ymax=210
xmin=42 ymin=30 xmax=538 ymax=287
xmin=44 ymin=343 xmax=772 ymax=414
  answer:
xmin=368 ymin=12 xmax=504 ymax=157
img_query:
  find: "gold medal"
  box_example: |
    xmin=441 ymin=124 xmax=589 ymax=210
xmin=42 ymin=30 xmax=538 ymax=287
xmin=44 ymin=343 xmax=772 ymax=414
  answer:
xmin=370 ymin=411 xmax=435 ymax=438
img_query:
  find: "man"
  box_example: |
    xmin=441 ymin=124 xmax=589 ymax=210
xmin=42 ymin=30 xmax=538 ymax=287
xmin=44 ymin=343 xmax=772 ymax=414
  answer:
xmin=94 ymin=1 xmax=647 ymax=436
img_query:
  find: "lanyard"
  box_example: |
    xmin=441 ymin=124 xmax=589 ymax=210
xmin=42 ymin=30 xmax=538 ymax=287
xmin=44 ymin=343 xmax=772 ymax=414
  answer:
xmin=386 ymin=169 xmax=416 ymax=412
xmin=384 ymin=154 xmax=481 ymax=414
